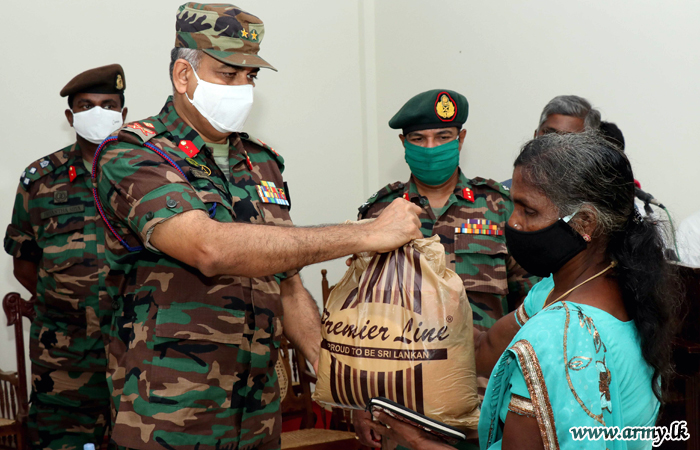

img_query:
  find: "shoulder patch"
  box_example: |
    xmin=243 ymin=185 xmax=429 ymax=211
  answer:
xmin=470 ymin=177 xmax=511 ymax=198
xmin=358 ymin=181 xmax=405 ymax=217
xmin=120 ymin=118 xmax=163 ymax=144
xmin=241 ymin=133 xmax=285 ymax=171
xmin=20 ymin=146 xmax=71 ymax=190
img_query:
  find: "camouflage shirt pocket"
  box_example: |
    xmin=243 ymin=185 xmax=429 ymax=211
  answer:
xmin=453 ymin=233 xmax=509 ymax=295
xmin=154 ymin=302 xmax=245 ymax=344
xmin=39 ymin=215 xmax=85 ymax=270
xmin=150 ymin=303 xmax=247 ymax=409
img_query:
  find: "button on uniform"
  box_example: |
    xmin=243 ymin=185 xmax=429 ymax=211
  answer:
xmin=145 ymin=211 xmax=154 ymax=220
xmin=166 ymin=199 xmax=178 ymax=208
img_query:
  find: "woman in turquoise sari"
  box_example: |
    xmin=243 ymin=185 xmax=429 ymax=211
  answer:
xmin=366 ymin=132 xmax=679 ymax=449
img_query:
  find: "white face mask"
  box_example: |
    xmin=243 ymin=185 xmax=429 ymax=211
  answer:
xmin=72 ymin=107 xmax=124 ymax=144
xmin=186 ymin=67 xmax=254 ymax=134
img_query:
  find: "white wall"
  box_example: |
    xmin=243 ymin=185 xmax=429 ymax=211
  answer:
xmin=0 ymin=0 xmax=697 ymax=377
xmin=0 ymin=0 xmax=373 ymax=374
xmin=372 ymin=0 xmax=700 ymax=224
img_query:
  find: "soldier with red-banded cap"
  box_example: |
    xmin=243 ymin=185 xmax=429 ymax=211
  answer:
xmin=4 ymin=64 xmax=128 ymax=449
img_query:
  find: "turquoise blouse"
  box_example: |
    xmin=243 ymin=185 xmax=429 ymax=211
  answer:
xmin=479 ymin=277 xmax=659 ymax=449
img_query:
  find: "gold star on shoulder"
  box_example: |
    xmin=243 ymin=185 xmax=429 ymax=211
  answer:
xmin=251 ymin=31 xmax=258 ymax=40
xmin=241 ymin=29 xmax=249 ymax=38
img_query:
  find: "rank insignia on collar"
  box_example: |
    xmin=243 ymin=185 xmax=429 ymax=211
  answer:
xmin=403 ymin=192 xmax=410 ymax=201
xmin=29 ymin=167 xmax=37 ymax=174
xmin=462 ymin=187 xmax=474 ymax=202
xmin=40 ymin=160 xmax=50 ymax=168
xmin=435 ymin=91 xmax=457 ymax=122
xmin=179 ymin=140 xmax=199 ymax=158
xmin=69 ymin=165 xmax=77 ymax=182
xmin=256 ymin=181 xmax=289 ymax=206
xmin=54 ymin=190 xmax=68 ymax=204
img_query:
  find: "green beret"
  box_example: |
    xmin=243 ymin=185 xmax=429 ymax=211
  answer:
xmin=60 ymin=64 xmax=125 ymax=97
xmin=389 ymin=89 xmax=469 ymax=134
xmin=175 ymin=3 xmax=276 ymax=71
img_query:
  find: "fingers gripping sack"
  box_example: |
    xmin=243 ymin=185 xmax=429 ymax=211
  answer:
xmin=313 ymin=236 xmax=479 ymax=431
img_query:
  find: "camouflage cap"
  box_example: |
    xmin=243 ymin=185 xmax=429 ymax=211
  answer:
xmin=175 ymin=3 xmax=276 ymax=71
xmin=389 ymin=89 xmax=469 ymax=134
xmin=60 ymin=64 xmax=125 ymax=97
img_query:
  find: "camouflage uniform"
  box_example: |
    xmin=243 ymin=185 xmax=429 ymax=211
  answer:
xmin=359 ymin=172 xmax=539 ymax=330
xmin=94 ymin=98 xmax=295 ymax=450
xmin=4 ymin=143 xmax=111 ymax=449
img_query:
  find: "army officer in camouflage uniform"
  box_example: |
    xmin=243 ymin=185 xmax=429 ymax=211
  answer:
xmin=93 ymin=4 xmax=421 ymax=450
xmin=354 ymin=89 xmax=540 ymax=449
xmin=5 ymin=64 xmax=128 ymax=450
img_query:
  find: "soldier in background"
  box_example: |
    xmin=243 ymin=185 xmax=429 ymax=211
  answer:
xmin=4 ymin=64 xmax=127 ymax=449
xmin=354 ymin=89 xmax=539 ymax=449
xmin=93 ymin=3 xmax=421 ymax=449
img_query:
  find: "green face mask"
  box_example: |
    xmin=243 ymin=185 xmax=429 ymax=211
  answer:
xmin=404 ymin=138 xmax=460 ymax=186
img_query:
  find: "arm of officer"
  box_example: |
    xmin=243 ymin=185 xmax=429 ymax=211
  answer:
xmin=280 ymin=274 xmax=321 ymax=372
xmin=150 ymin=198 xmax=422 ymax=278
xmin=473 ymin=311 xmax=521 ymax=377
xmin=12 ymin=258 xmax=37 ymax=296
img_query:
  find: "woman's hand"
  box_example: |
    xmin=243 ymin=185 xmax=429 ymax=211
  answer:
xmin=352 ymin=410 xmax=381 ymax=448
xmin=365 ymin=411 xmax=453 ymax=450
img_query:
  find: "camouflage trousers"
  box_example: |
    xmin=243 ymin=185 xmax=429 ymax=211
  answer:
xmin=28 ymin=365 xmax=112 ymax=450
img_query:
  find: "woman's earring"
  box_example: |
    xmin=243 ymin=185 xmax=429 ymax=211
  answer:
xmin=583 ymin=234 xmax=591 ymax=242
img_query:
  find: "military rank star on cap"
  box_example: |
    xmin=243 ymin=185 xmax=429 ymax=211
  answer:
xmin=175 ymin=2 xmax=276 ymax=71
xmin=389 ymin=89 xmax=469 ymax=134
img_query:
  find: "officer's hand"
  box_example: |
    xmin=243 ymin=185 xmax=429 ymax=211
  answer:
xmin=364 ymin=199 xmax=422 ymax=253
xmin=353 ymin=410 xmax=381 ymax=448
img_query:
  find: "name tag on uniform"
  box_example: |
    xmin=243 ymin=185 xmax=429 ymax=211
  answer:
xmin=455 ymin=219 xmax=503 ymax=235
xmin=256 ymin=181 xmax=289 ymax=206
xmin=40 ymin=204 xmax=85 ymax=219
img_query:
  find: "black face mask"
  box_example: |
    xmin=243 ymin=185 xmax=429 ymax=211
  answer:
xmin=505 ymin=216 xmax=588 ymax=277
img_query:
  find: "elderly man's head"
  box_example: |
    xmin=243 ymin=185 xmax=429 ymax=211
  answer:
xmin=535 ymin=95 xmax=601 ymax=137
xmin=169 ymin=3 xmax=275 ymax=142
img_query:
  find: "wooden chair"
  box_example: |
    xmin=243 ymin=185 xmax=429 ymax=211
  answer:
xmin=1 ymin=293 xmax=35 ymax=450
xmin=279 ymin=336 xmax=317 ymax=429
xmin=280 ymin=289 xmax=363 ymax=450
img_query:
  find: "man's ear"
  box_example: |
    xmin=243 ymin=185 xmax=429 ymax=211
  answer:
xmin=65 ymin=109 xmax=74 ymax=128
xmin=458 ymin=128 xmax=467 ymax=151
xmin=172 ymin=59 xmax=192 ymax=95
xmin=399 ymin=134 xmax=406 ymax=145
xmin=121 ymin=107 xmax=128 ymax=123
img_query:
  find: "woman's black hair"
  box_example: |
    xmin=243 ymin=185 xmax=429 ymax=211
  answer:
xmin=514 ymin=131 xmax=680 ymax=402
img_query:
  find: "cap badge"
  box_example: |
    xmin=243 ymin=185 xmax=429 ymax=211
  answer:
xmin=435 ymin=92 xmax=456 ymax=122
xmin=116 ymin=74 xmax=124 ymax=90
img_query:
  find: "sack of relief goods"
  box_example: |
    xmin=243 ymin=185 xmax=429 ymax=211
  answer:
xmin=313 ymin=235 xmax=479 ymax=430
